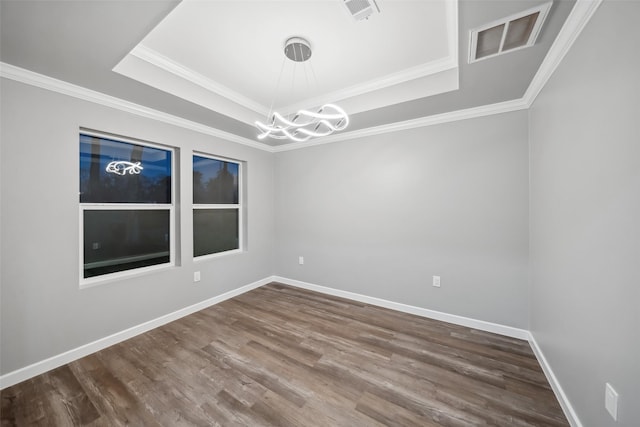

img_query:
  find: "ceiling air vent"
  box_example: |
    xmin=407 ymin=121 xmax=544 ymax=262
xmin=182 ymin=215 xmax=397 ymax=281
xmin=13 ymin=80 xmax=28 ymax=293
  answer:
xmin=343 ymin=0 xmax=380 ymax=21
xmin=469 ymin=2 xmax=552 ymax=63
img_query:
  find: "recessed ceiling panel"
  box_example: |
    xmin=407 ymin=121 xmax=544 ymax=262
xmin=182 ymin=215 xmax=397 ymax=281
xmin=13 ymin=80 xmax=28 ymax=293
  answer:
xmin=114 ymin=0 xmax=458 ymax=125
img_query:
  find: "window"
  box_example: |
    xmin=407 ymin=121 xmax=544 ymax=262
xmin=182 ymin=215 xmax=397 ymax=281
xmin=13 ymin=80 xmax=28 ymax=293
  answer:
xmin=193 ymin=154 xmax=241 ymax=258
xmin=79 ymin=132 xmax=174 ymax=282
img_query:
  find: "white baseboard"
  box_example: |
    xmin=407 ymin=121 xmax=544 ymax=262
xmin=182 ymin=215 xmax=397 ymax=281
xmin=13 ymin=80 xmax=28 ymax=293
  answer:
xmin=275 ymin=276 xmax=582 ymax=425
xmin=0 ymin=276 xmax=274 ymax=390
xmin=272 ymin=276 xmax=530 ymax=340
xmin=528 ymin=333 xmax=583 ymax=427
xmin=1 ymin=273 xmax=580 ymax=427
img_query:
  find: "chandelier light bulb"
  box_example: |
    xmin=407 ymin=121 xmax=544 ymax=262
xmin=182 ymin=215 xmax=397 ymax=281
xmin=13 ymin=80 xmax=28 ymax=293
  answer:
xmin=256 ymin=37 xmax=350 ymax=142
xmin=105 ymin=161 xmax=144 ymax=175
xmin=256 ymin=104 xmax=349 ymax=142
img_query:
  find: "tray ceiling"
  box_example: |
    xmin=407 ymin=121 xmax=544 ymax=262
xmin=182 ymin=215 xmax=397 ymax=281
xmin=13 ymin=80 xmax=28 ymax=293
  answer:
xmin=114 ymin=0 xmax=459 ymax=125
xmin=0 ymin=0 xmax=578 ymax=148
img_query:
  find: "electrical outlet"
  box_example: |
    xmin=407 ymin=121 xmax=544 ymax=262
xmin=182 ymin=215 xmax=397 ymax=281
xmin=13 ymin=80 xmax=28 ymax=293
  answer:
xmin=605 ymin=383 xmax=618 ymax=420
xmin=433 ymin=276 xmax=441 ymax=287
xmin=194 ymin=271 xmax=201 ymax=282
xmin=298 ymin=256 xmax=304 ymax=265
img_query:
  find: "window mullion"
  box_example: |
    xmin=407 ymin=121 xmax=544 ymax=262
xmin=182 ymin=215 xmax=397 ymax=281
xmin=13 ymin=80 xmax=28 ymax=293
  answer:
xmin=193 ymin=154 xmax=242 ymax=258
xmin=79 ymin=132 xmax=174 ymax=283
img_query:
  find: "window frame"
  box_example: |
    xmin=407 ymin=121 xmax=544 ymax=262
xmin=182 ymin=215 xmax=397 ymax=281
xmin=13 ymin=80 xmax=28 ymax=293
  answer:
xmin=79 ymin=130 xmax=176 ymax=288
xmin=193 ymin=152 xmax=243 ymax=260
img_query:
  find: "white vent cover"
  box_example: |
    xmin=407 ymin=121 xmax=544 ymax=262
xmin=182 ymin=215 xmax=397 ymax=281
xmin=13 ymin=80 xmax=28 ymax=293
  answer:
xmin=343 ymin=0 xmax=380 ymax=21
xmin=469 ymin=2 xmax=552 ymax=63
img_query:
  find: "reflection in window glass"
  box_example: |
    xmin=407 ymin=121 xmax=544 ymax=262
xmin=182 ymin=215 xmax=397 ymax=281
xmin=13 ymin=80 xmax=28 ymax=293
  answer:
xmin=83 ymin=210 xmax=170 ymax=278
xmin=193 ymin=209 xmax=239 ymax=257
xmin=79 ymin=132 xmax=174 ymax=283
xmin=193 ymin=154 xmax=241 ymax=258
xmin=80 ymin=134 xmax=172 ymax=203
xmin=193 ymin=156 xmax=239 ymax=204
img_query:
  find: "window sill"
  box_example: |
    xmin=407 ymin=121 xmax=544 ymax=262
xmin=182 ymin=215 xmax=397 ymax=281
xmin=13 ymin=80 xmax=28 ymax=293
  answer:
xmin=79 ymin=262 xmax=175 ymax=290
xmin=194 ymin=248 xmax=244 ymax=263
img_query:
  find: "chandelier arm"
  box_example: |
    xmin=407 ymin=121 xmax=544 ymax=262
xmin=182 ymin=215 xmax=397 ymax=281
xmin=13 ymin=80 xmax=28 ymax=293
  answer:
xmin=266 ymin=55 xmax=288 ymax=121
xmin=257 ymin=126 xmax=293 ymax=140
xmin=294 ymin=127 xmax=333 ymax=138
xmin=280 ymin=127 xmax=311 ymax=142
xmin=302 ymin=51 xmax=310 ymax=92
xmin=308 ymin=57 xmax=320 ymax=95
xmin=256 ymin=38 xmax=349 ymax=142
xmin=272 ymin=112 xmax=315 ymax=128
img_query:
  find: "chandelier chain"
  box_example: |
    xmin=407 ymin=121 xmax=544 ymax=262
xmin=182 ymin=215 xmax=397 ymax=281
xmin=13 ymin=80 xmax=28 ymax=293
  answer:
xmin=256 ymin=36 xmax=349 ymax=142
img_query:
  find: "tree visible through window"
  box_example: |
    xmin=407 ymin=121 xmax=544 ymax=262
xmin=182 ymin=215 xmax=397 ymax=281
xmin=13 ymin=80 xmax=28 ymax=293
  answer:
xmin=79 ymin=133 xmax=174 ymax=280
xmin=193 ymin=155 xmax=241 ymax=257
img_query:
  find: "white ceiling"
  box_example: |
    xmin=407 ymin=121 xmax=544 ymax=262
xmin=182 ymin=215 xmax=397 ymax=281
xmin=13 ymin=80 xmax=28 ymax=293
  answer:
xmin=0 ymin=0 xmax=578 ymax=147
xmin=114 ymin=0 xmax=459 ymax=125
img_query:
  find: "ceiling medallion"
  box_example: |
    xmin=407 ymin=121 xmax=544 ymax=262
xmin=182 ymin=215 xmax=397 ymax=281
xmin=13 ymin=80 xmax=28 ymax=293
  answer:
xmin=255 ymin=37 xmax=349 ymax=143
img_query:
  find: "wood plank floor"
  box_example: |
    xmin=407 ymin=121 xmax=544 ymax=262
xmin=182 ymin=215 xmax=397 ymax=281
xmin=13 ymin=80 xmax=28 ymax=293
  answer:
xmin=1 ymin=283 xmax=568 ymax=426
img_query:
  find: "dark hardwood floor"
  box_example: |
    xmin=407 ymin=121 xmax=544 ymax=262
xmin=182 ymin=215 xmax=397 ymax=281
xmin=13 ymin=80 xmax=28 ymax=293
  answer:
xmin=1 ymin=283 xmax=568 ymax=426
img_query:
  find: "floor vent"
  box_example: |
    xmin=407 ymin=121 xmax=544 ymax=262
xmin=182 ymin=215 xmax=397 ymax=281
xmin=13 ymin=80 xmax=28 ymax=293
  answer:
xmin=469 ymin=2 xmax=552 ymax=63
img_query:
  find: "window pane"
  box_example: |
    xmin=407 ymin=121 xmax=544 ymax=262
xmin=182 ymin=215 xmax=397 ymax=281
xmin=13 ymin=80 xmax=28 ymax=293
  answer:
xmin=503 ymin=13 xmax=539 ymax=51
xmin=476 ymin=24 xmax=504 ymax=59
xmin=83 ymin=210 xmax=170 ymax=278
xmin=193 ymin=156 xmax=239 ymax=204
xmin=194 ymin=209 xmax=239 ymax=257
xmin=80 ymin=134 xmax=172 ymax=203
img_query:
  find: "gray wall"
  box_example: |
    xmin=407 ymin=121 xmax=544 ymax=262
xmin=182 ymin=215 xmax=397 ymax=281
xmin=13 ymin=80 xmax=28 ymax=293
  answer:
xmin=4 ymin=5 xmax=638 ymax=427
xmin=275 ymin=111 xmax=530 ymax=328
xmin=529 ymin=1 xmax=640 ymax=426
xmin=0 ymin=79 xmax=275 ymax=375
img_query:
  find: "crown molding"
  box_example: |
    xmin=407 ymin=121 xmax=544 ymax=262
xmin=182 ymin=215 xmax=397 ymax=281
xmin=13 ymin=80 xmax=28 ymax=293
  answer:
xmin=126 ymin=1 xmax=460 ymax=122
xmin=447 ymin=0 xmax=459 ymax=71
xmin=0 ymin=62 xmax=272 ymax=152
xmin=280 ymin=56 xmax=458 ymax=116
xmin=129 ymin=45 xmax=270 ymax=116
xmin=129 ymin=43 xmax=458 ymax=123
xmin=0 ymin=0 xmax=602 ymax=153
xmin=275 ymin=0 xmax=603 ymax=151
xmin=271 ymin=98 xmax=529 ymax=152
xmin=523 ymin=0 xmax=603 ymax=107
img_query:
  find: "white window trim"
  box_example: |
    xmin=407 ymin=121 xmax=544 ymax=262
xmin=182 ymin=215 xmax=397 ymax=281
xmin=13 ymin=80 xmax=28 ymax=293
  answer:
xmin=193 ymin=152 xmax=243 ymax=261
xmin=79 ymin=130 xmax=176 ymax=288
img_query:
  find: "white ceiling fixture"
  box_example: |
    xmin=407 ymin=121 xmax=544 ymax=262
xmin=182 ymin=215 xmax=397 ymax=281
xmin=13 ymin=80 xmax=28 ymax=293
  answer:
xmin=255 ymin=37 xmax=349 ymax=142
xmin=112 ymin=0 xmax=459 ymax=132
xmin=343 ymin=0 xmax=381 ymax=21
xmin=469 ymin=2 xmax=552 ymax=63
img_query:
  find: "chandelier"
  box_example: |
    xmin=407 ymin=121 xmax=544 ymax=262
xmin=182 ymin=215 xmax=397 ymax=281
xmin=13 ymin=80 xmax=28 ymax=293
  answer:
xmin=255 ymin=37 xmax=349 ymax=142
